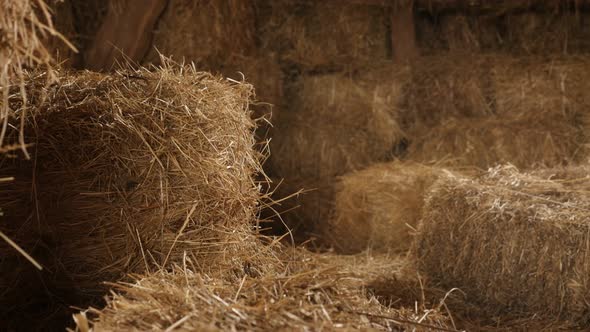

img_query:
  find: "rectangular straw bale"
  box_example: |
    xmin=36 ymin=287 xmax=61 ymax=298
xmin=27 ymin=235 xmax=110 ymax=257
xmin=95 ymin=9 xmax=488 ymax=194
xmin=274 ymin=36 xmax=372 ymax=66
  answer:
xmin=414 ymin=165 xmax=590 ymax=324
xmin=327 ymin=161 xmax=438 ymax=254
xmin=268 ymin=68 xmax=407 ymax=237
xmin=491 ymin=56 xmax=590 ymax=121
xmin=270 ymin=68 xmax=407 ymax=181
xmin=257 ymin=1 xmax=389 ymax=70
xmin=0 ymin=63 xmax=259 ymax=329
xmin=415 ymin=14 xmax=500 ymax=55
xmin=406 ymin=117 xmax=584 ymax=169
xmin=402 ymin=55 xmax=492 ymax=129
xmin=505 ymin=12 xmax=590 ymax=55
xmin=143 ymin=0 xmax=256 ymax=67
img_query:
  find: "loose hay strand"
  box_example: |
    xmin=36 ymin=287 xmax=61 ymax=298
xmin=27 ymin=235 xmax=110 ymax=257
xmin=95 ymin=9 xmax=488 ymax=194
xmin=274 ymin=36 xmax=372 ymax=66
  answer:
xmin=0 ymin=230 xmax=42 ymax=270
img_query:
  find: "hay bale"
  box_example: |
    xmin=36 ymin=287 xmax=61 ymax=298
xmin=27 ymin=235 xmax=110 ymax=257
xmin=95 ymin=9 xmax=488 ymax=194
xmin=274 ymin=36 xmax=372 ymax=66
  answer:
xmin=270 ymin=69 xmax=406 ymax=181
xmin=506 ymin=12 xmax=590 ymax=55
xmin=327 ymin=162 xmax=438 ymax=254
xmin=414 ymin=165 xmax=590 ymax=324
xmin=402 ymin=55 xmax=492 ymax=128
xmin=78 ymin=250 xmax=454 ymax=331
xmin=440 ymin=15 xmax=481 ymax=52
xmin=407 ymin=117 xmax=584 ymax=169
xmin=415 ymin=14 xmax=500 ymax=55
xmin=143 ymin=0 xmax=256 ymax=67
xmin=491 ymin=56 xmax=590 ymax=120
xmin=405 ymin=56 xmax=590 ymax=169
xmin=267 ymin=69 xmax=406 ymax=237
xmin=257 ymin=1 xmax=389 ymax=70
xmin=0 ymin=63 xmax=260 ymax=329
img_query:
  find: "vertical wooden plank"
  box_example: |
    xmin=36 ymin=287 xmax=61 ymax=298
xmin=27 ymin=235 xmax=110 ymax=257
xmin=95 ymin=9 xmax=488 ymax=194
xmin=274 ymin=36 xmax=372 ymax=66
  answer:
xmin=391 ymin=1 xmax=418 ymax=62
xmin=83 ymin=0 xmax=168 ymax=71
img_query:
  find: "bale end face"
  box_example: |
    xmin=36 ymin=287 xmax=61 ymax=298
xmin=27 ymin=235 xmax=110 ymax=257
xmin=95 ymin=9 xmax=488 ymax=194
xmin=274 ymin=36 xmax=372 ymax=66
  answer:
xmin=328 ymin=162 xmax=438 ymax=254
xmin=0 ymin=63 xmax=261 ymax=329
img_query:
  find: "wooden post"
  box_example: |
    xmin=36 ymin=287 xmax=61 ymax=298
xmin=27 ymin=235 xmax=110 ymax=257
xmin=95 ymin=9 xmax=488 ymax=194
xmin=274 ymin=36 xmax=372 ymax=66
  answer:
xmin=83 ymin=0 xmax=168 ymax=71
xmin=391 ymin=1 xmax=418 ymax=63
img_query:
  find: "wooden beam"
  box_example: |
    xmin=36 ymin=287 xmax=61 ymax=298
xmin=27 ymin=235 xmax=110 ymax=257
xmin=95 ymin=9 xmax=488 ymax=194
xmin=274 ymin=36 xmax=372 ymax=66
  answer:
xmin=83 ymin=0 xmax=167 ymax=71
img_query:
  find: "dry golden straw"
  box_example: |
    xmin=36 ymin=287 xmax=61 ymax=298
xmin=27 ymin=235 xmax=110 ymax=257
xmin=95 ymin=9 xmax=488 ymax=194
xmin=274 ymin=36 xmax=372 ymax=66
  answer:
xmin=0 ymin=0 xmax=74 ymax=153
xmin=79 ymin=249 xmax=456 ymax=331
xmin=328 ymin=161 xmax=439 ymax=254
xmin=0 ymin=60 xmax=261 ymax=329
xmin=405 ymin=55 xmax=590 ymax=169
xmin=414 ymin=165 xmax=590 ymax=327
xmin=268 ymin=68 xmax=407 ymax=236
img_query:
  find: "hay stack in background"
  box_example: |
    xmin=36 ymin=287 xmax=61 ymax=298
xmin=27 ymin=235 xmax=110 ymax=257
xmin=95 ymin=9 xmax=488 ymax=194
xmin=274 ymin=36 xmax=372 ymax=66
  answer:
xmin=406 ymin=117 xmax=584 ymax=169
xmin=441 ymin=15 xmax=481 ymax=52
xmin=491 ymin=56 xmax=590 ymax=120
xmin=402 ymin=55 xmax=491 ymax=129
xmin=0 ymin=63 xmax=260 ymax=329
xmin=327 ymin=162 xmax=439 ymax=254
xmin=405 ymin=56 xmax=589 ymax=169
xmin=505 ymin=12 xmax=590 ymax=55
xmin=267 ymin=69 xmax=407 ymax=236
xmin=415 ymin=14 xmax=500 ymax=55
xmin=256 ymin=1 xmax=389 ymax=70
xmin=413 ymin=165 xmax=590 ymax=325
xmin=78 ymin=251 xmax=455 ymax=331
xmin=415 ymin=10 xmax=590 ymax=56
xmin=144 ymin=0 xmax=256 ymax=68
xmin=270 ymin=69 xmax=407 ymax=181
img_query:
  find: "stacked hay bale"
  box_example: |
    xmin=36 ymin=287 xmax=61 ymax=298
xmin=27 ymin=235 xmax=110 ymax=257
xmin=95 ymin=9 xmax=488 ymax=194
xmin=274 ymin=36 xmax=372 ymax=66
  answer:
xmin=327 ymin=162 xmax=439 ymax=254
xmin=144 ymin=0 xmax=256 ymax=68
xmin=415 ymin=14 xmax=501 ymax=55
xmin=415 ymin=6 xmax=590 ymax=56
xmin=405 ymin=55 xmax=590 ymax=169
xmin=76 ymin=250 xmax=455 ymax=331
xmin=256 ymin=1 xmax=390 ymax=71
xmin=0 ymin=63 xmax=262 ymax=329
xmin=506 ymin=12 xmax=590 ymax=55
xmin=414 ymin=165 xmax=590 ymax=326
xmin=268 ymin=68 xmax=407 ymax=236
